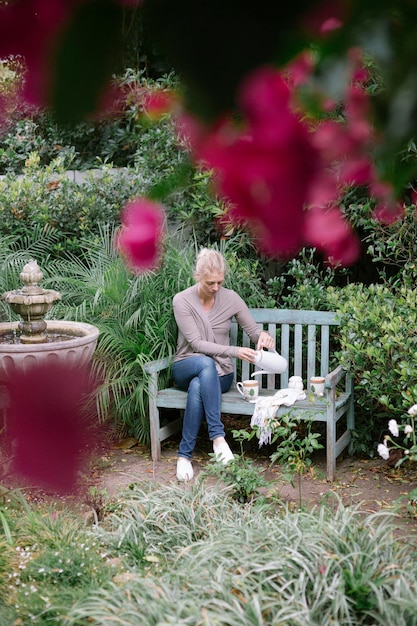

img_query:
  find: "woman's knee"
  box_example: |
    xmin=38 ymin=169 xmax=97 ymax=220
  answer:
xmin=198 ymin=356 xmax=218 ymax=376
xmin=188 ymin=376 xmax=201 ymax=396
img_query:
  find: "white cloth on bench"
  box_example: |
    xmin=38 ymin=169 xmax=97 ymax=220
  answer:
xmin=250 ymin=388 xmax=306 ymax=446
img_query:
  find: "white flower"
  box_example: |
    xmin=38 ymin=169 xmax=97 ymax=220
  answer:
xmin=377 ymin=443 xmax=390 ymax=460
xmin=408 ymin=404 xmax=417 ymax=416
xmin=388 ymin=419 xmax=399 ymax=437
xmin=404 ymin=424 xmax=413 ymax=436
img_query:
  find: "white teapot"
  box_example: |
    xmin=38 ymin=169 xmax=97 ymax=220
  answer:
xmin=252 ymin=349 xmax=287 ymax=376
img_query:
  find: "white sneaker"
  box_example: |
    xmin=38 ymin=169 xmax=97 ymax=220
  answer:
xmin=176 ymin=457 xmax=194 ymax=481
xmin=213 ymin=440 xmax=234 ymax=464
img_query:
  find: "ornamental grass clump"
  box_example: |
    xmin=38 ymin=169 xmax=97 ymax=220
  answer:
xmin=0 ymin=502 xmax=116 ymax=624
xmin=2 ymin=479 xmax=417 ymax=624
xmin=63 ymin=480 xmax=417 ymax=626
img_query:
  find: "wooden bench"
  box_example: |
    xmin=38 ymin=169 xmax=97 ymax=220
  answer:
xmin=144 ymin=309 xmax=354 ymax=481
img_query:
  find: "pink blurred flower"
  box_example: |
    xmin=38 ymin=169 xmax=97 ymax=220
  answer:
xmin=285 ymin=52 xmax=315 ymax=89
xmin=305 ymin=206 xmax=361 ymax=266
xmin=143 ymin=90 xmax=177 ymax=120
xmin=195 ymin=67 xmax=319 ymax=257
xmin=0 ymin=0 xmax=71 ymax=107
xmin=117 ymin=198 xmax=165 ymax=271
xmin=7 ymin=362 xmax=99 ymax=494
xmin=300 ymin=0 xmax=349 ymax=38
xmin=339 ymin=156 xmax=373 ymax=186
xmin=373 ymin=201 xmax=405 ymax=225
xmin=371 ymin=180 xmax=405 ymax=224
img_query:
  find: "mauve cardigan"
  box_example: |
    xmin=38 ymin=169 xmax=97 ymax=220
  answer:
xmin=173 ymin=284 xmax=261 ymax=376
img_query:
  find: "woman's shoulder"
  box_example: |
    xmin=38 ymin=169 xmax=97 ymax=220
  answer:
xmin=217 ymin=287 xmax=248 ymax=311
xmin=219 ymin=287 xmax=244 ymax=302
xmin=173 ymin=284 xmax=197 ymax=304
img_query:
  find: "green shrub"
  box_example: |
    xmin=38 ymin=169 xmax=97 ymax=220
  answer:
xmin=266 ymin=247 xmax=347 ymax=310
xmin=0 ymin=156 xmax=144 ymax=256
xmin=328 ymin=283 xmax=417 ymax=449
xmin=0 ymin=71 xmax=181 ymax=174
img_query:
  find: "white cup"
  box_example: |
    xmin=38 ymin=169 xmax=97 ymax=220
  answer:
xmin=310 ymin=376 xmax=325 ymax=396
xmin=237 ymin=379 xmax=259 ymax=402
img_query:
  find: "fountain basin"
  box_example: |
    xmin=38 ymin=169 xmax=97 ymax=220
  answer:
xmin=0 ymin=320 xmax=100 ymax=379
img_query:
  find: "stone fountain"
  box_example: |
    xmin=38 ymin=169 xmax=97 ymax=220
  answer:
xmin=0 ymin=259 xmax=99 ymax=380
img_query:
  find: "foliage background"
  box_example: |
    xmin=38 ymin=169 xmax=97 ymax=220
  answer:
xmin=1 ymin=67 xmax=417 ymax=455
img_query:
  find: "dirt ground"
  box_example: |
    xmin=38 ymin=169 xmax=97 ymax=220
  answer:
xmin=81 ymin=426 xmax=417 ymax=542
xmin=2 ymin=421 xmax=417 ymax=542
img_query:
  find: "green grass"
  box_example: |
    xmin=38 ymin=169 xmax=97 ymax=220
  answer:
xmin=1 ymin=478 xmax=417 ymax=625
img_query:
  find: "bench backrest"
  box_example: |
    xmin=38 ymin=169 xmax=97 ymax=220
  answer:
xmin=231 ymin=309 xmax=340 ymax=390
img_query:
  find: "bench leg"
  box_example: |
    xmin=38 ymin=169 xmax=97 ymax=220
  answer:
xmin=346 ymin=375 xmax=355 ymax=432
xmin=326 ymin=417 xmax=336 ymax=482
xmin=148 ymin=383 xmax=162 ymax=461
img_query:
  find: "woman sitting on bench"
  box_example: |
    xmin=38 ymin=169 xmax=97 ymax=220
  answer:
xmin=172 ymin=248 xmax=274 ymax=481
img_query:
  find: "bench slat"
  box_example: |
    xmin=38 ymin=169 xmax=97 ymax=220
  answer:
xmin=307 ymin=325 xmax=316 ymax=382
xmin=321 ymin=325 xmax=330 ymax=377
xmin=294 ymin=324 xmax=303 ymax=376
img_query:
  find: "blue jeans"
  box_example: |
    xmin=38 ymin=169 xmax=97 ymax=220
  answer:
xmin=172 ymin=356 xmax=234 ymax=459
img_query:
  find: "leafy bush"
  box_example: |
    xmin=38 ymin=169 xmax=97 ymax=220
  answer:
xmin=266 ymin=247 xmax=348 ymax=310
xmin=328 ymin=283 xmax=417 ymax=452
xmin=346 ymin=198 xmax=417 ymax=275
xmin=0 ymin=156 xmax=145 ymax=256
xmin=0 ymin=70 xmax=181 ymax=174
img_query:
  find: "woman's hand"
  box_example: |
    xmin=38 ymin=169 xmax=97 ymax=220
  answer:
xmin=237 ymin=347 xmax=257 ymax=363
xmin=256 ymin=330 xmax=275 ymax=351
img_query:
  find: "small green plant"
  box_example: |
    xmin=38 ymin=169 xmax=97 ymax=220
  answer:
xmin=204 ymin=429 xmax=268 ymax=502
xmin=206 ymin=454 xmax=268 ymax=503
xmin=266 ymin=412 xmax=323 ymax=508
xmin=84 ymin=486 xmax=109 ymax=521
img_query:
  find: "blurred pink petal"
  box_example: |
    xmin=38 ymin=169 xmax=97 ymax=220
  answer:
xmin=339 ymin=156 xmax=373 ymax=186
xmin=194 ymin=67 xmax=318 ymax=257
xmin=320 ymin=17 xmax=343 ymax=34
xmin=307 ymin=170 xmax=340 ymax=208
xmin=300 ymin=0 xmax=349 ymax=38
xmin=373 ymin=201 xmax=405 ymax=224
xmin=239 ymin=66 xmax=291 ymax=126
xmin=117 ymin=198 xmax=165 ymax=271
xmin=305 ymin=206 xmax=361 ymax=266
xmin=285 ymin=52 xmax=315 ymax=88
xmin=7 ymin=362 xmax=98 ymax=494
xmin=312 ymin=120 xmax=356 ymax=162
xmin=0 ymin=0 xmax=70 ymax=107
xmin=370 ymin=180 xmax=405 ymax=223
xmin=143 ymin=89 xmax=177 ymax=120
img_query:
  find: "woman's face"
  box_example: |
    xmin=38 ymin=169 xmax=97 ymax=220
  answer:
xmin=198 ymin=271 xmax=225 ymax=299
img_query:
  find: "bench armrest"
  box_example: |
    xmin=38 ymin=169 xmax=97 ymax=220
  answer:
xmin=326 ymin=364 xmax=347 ymax=388
xmin=144 ymin=356 xmax=173 ymax=375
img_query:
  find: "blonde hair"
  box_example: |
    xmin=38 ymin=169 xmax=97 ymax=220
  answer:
xmin=194 ymin=248 xmax=227 ymax=280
